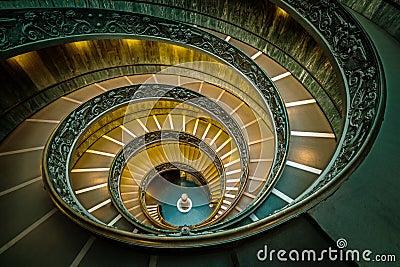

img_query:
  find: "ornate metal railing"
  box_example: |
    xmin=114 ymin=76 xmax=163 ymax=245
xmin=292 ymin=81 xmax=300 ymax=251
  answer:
xmin=0 ymin=8 xmax=288 ymax=178
xmin=42 ymin=79 xmax=283 ymax=238
xmin=275 ymin=0 xmax=385 ymax=200
xmin=109 ymin=130 xmax=226 ymax=232
xmin=20 ymin=7 xmax=288 ymax=238
xmin=20 ymin=0 xmax=383 ymax=247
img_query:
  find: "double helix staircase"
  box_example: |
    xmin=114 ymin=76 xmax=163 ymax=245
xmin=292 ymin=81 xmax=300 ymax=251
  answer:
xmin=1 ymin=39 xmax=335 ymax=239
xmin=0 ymin=2 xmax=384 ymax=265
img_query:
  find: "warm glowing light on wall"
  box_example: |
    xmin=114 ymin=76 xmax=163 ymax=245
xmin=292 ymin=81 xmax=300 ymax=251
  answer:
xmin=73 ymin=40 xmax=90 ymax=50
xmin=123 ymin=39 xmax=142 ymax=47
xmin=276 ymin=7 xmax=289 ymax=18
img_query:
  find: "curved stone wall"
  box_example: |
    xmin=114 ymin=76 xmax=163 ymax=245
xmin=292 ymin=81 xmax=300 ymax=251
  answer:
xmin=0 ymin=0 xmax=345 ymax=136
xmin=0 ymin=0 xmax=385 ymax=249
xmin=339 ymin=0 xmax=400 ymax=41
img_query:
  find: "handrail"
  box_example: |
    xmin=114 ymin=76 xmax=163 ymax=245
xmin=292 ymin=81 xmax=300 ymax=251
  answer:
xmin=72 ymin=104 xmax=231 ymax=167
xmin=67 ymin=85 xmax=269 ymax=230
xmin=35 ymin=9 xmax=291 ymax=246
xmin=113 ymin=131 xmax=226 ymax=231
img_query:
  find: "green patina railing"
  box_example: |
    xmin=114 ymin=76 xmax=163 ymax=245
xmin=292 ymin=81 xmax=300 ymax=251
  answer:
xmin=0 ymin=0 xmax=382 ymax=247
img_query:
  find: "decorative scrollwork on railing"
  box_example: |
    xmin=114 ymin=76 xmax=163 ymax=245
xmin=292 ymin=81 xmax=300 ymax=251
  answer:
xmin=34 ymin=0 xmax=385 ymax=246
xmin=3 ymin=9 xmax=288 ymax=205
xmin=281 ymin=0 xmax=383 ymax=199
xmin=44 ymin=83 xmax=261 ymax=233
xmin=108 ymin=130 xmax=226 ymax=232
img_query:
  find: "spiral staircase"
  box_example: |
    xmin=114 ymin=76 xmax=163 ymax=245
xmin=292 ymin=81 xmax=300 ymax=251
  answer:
xmin=0 ymin=0 xmax=394 ymax=266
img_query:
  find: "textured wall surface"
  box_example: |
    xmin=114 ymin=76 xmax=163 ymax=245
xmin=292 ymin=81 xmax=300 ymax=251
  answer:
xmin=0 ymin=39 xmax=219 ymax=139
xmin=339 ymin=0 xmax=400 ymax=41
xmin=0 ymin=39 xmax=215 ymax=112
xmin=0 ymin=0 xmax=345 ymax=136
